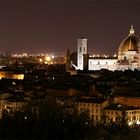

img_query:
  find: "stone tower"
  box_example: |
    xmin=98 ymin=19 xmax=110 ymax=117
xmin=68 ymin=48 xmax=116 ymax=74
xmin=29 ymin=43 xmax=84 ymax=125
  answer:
xmin=77 ymin=37 xmax=88 ymax=70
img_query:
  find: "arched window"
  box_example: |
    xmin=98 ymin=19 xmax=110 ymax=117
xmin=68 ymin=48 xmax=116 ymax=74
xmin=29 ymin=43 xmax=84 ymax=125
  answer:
xmin=80 ymin=47 xmax=82 ymax=52
xmin=84 ymin=47 xmax=85 ymax=52
xmin=124 ymin=56 xmax=127 ymax=60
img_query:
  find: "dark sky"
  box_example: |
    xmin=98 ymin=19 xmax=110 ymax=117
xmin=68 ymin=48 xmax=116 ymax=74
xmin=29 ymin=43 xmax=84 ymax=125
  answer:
xmin=0 ymin=0 xmax=140 ymax=55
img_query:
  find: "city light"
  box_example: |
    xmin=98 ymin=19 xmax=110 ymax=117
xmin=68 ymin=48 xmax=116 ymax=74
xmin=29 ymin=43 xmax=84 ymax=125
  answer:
xmin=51 ymin=55 xmax=55 ymax=59
xmin=113 ymin=54 xmax=117 ymax=57
xmin=39 ymin=58 xmax=43 ymax=63
xmin=45 ymin=56 xmax=51 ymax=62
xmin=128 ymin=121 xmax=140 ymax=126
xmin=0 ymin=72 xmax=24 ymax=80
xmin=128 ymin=121 xmax=132 ymax=126
xmin=136 ymin=121 xmax=140 ymax=125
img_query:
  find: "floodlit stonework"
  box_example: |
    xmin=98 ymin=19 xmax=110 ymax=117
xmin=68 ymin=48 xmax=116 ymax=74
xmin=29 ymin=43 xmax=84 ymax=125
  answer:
xmin=72 ymin=26 xmax=140 ymax=71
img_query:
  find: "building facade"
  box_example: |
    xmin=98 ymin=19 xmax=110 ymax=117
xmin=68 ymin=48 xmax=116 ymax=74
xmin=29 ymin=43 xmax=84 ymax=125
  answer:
xmin=103 ymin=104 xmax=140 ymax=125
xmin=76 ymin=97 xmax=140 ymax=125
xmin=76 ymin=97 xmax=109 ymax=121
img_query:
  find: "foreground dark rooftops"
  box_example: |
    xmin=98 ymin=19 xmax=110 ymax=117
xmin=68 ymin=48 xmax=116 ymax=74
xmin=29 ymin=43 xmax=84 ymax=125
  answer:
xmin=76 ymin=96 xmax=107 ymax=104
xmin=104 ymin=103 xmax=140 ymax=110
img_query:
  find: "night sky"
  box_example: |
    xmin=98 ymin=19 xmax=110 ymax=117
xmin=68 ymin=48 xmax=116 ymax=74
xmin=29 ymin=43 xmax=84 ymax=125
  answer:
xmin=0 ymin=0 xmax=140 ymax=55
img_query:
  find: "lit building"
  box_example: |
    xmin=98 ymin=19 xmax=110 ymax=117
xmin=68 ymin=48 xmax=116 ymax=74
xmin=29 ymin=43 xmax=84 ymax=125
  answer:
xmin=103 ymin=104 xmax=140 ymax=125
xmin=76 ymin=97 xmax=140 ymax=125
xmin=76 ymin=97 xmax=109 ymax=121
xmin=0 ymin=99 xmax=27 ymax=118
xmin=69 ymin=26 xmax=140 ymax=71
xmin=0 ymin=71 xmax=24 ymax=80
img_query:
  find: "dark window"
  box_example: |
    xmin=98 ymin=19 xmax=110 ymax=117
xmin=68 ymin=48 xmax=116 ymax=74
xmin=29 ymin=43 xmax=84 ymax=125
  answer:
xmin=84 ymin=47 xmax=85 ymax=52
xmin=80 ymin=47 xmax=82 ymax=52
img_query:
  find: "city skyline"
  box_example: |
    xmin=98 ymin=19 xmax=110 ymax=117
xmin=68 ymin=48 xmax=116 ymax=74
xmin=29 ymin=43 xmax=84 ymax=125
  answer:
xmin=0 ymin=0 xmax=140 ymax=55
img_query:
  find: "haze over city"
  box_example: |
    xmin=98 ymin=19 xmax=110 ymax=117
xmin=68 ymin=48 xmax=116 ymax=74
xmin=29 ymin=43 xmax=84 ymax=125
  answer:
xmin=1 ymin=1 xmax=140 ymax=139
xmin=0 ymin=0 xmax=140 ymax=55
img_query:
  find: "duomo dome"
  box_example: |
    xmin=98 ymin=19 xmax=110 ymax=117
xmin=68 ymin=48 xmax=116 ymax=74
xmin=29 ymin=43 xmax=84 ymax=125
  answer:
xmin=118 ymin=26 xmax=140 ymax=60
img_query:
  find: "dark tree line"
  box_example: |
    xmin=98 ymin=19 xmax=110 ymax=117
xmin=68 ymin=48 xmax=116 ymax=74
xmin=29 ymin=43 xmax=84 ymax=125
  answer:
xmin=0 ymin=101 xmax=140 ymax=140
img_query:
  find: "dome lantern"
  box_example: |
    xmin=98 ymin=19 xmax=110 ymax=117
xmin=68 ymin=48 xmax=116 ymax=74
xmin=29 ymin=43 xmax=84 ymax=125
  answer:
xmin=129 ymin=25 xmax=135 ymax=36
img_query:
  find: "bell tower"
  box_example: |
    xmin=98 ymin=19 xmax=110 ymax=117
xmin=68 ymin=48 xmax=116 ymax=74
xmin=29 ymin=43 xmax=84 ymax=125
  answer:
xmin=77 ymin=37 xmax=87 ymax=70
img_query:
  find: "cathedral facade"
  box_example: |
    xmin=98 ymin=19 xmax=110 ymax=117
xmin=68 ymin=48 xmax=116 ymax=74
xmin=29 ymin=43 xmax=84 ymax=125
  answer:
xmin=73 ymin=26 xmax=140 ymax=71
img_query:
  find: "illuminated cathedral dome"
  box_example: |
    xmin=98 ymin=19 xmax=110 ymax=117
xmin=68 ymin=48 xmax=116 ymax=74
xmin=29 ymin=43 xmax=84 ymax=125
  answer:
xmin=118 ymin=26 xmax=139 ymax=60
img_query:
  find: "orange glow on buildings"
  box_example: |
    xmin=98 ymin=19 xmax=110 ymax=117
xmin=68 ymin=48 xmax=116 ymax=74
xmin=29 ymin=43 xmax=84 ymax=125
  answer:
xmin=0 ymin=72 xmax=24 ymax=80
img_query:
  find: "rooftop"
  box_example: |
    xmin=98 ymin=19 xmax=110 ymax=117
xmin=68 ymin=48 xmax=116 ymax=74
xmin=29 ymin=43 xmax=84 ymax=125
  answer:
xmin=104 ymin=103 xmax=139 ymax=111
xmin=76 ymin=96 xmax=107 ymax=104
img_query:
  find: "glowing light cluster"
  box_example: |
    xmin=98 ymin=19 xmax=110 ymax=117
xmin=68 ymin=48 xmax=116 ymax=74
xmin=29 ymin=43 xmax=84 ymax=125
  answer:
xmin=45 ymin=56 xmax=51 ymax=62
xmin=128 ymin=120 xmax=140 ymax=126
xmin=38 ymin=55 xmax=55 ymax=64
xmin=39 ymin=58 xmax=43 ymax=63
xmin=0 ymin=72 xmax=24 ymax=80
xmin=113 ymin=54 xmax=117 ymax=57
xmin=12 ymin=53 xmax=28 ymax=58
xmin=91 ymin=54 xmax=110 ymax=58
